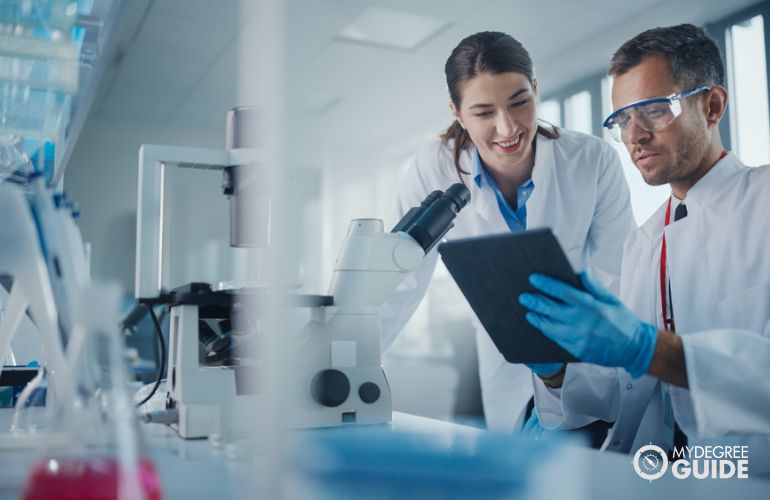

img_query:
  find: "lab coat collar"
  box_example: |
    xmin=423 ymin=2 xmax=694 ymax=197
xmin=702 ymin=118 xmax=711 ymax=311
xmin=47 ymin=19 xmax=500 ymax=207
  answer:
xmin=466 ymin=134 xmax=555 ymax=227
xmin=471 ymin=148 xmax=484 ymax=187
xmin=459 ymin=147 xmax=499 ymax=224
xmin=636 ymin=152 xmax=745 ymax=243
xmin=637 ymin=203 xmax=667 ymax=244
xmin=681 ymin=152 xmax=744 ymax=211
xmin=531 ymin=133 xmax=555 ymax=182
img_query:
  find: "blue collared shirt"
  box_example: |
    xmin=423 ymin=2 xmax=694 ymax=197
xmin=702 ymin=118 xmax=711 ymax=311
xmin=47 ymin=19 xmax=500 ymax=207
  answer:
xmin=472 ymin=148 xmax=534 ymax=232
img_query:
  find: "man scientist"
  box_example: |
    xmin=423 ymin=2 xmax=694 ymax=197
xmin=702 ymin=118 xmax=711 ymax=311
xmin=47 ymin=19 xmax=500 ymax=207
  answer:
xmin=518 ymin=24 xmax=770 ymax=475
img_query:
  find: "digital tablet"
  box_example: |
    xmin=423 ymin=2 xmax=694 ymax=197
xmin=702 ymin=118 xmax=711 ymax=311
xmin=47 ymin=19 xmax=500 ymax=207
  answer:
xmin=437 ymin=228 xmax=581 ymax=364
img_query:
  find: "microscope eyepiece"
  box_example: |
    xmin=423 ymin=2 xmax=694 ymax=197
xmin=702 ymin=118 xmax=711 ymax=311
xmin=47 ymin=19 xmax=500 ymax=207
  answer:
xmin=391 ymin=190 xmax=442 ymax=234
xmin=392 ymin=183 xmax=470 ymax=253
xmin=443 ymin=183 xmax=471 ymax=211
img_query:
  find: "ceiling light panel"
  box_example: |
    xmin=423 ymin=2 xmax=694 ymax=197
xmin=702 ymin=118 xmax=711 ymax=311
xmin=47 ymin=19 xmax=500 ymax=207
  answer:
xmin=337 ymin=6 xmax=448 ymax=51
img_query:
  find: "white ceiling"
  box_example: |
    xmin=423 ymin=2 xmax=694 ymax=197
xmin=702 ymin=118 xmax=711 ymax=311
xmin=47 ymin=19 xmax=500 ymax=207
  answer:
xmin=90 ymin=0 xmax=763 ymax=166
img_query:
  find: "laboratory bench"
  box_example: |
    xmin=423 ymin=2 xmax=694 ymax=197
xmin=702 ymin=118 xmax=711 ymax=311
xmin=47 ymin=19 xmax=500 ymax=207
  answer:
xmin=1 ymin=410 xmax=767 ymax=499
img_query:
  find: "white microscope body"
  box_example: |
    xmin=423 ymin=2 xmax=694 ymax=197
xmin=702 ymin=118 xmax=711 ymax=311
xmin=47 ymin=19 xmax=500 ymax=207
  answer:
xmin=286 ymin=221 xmax=422 ymax=428
xmin=286 ymin=184 xmax=470 ymax=428
xmin=161 ymin=287 xmax=260 ymax=439
xmin=134 ymin=107 xmax=268 ymax=439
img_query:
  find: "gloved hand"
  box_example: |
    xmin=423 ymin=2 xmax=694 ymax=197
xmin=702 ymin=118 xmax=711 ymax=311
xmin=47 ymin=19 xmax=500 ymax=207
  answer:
xmin=518 ymin=272 xmax=658 ymax=379
xmin=527 ymin=363 xmax=564 ymax=378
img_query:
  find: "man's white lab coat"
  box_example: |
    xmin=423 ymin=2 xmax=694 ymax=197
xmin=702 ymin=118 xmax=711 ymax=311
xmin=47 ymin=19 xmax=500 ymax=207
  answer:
xmin=535 ymin=154 xmax=770 ymax=474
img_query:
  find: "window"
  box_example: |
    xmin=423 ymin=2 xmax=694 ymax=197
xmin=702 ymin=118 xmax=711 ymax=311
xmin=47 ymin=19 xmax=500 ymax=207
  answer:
xmin=564 ymin=90 xmax=592 ymax=134
xmin=726 ymin=14 xmax=770 ymax=166
xmin=539 ymin=99 xmax=561 ymax=127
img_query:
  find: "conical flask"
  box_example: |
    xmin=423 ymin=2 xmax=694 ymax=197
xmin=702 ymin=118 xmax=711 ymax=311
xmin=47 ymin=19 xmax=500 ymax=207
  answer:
xmin=21 ymin=282 xmax=162 ymax=500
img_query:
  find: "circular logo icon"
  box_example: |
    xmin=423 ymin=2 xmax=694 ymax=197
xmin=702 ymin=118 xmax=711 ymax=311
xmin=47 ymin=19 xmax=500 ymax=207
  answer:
xmin=633 ymin=444 xmax=669 ymax=481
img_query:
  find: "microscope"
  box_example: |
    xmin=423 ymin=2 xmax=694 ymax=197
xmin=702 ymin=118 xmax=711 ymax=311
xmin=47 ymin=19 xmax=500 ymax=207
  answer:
xmin=134 ymin=107 xmax=470 ymax=438
xmin=285 ymin=184 xmax=470 ymax=429
xmin=134 ymin=107 xmax=267 ymax=439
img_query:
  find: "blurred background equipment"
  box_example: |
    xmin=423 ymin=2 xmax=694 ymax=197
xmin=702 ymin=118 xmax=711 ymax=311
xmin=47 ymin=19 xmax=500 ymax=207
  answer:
xmin=0 ymin=0 xmax=130 ymax=448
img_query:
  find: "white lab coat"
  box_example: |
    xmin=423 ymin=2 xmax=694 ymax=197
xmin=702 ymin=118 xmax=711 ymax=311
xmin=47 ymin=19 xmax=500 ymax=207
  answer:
xmin=380 ymin=129 xmax=635 ymax=433
xmin=534 ymin=154 xmax=770 ymax=474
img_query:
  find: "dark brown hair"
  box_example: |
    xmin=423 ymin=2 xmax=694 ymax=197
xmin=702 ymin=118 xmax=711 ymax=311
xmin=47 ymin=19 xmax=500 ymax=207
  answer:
xmin=609 ymin=24 xmax=724 ymax=89
xmin=441 ymin=31 xmax=558 ymax=178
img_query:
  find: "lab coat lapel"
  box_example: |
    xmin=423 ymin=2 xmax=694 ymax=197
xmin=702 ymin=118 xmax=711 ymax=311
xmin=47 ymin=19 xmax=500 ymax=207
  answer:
xmin=525 ymin=134 xmax=556 ymax=231
xmin=470 ymin=179 xmax=506 ymax=228
xmin=463 ymin=146 xmax=511 ymax=231
xmin=621 ymin=235 xmax=660 ymax=326
xmin=662 ymin=221 xmax=698 ymax=332
xmin=626 ymin=202 xmax=667 ymax=325
xmin=664 ymin=155 xmax=744 ymax=334
xmin=615 ymin=212 xmax=669 ymax=453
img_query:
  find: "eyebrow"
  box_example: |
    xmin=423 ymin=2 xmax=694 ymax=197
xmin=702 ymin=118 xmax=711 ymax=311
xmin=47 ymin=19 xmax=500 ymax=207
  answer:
xmin=468 ymin=88 xmax=530 ymax=109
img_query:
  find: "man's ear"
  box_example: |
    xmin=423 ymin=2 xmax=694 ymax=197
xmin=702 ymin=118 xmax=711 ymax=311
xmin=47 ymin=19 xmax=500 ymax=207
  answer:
xmin=449 ymin=101 xmax=464 ymax=129
xmin=705 ymin=85 xmax=728 ymax=127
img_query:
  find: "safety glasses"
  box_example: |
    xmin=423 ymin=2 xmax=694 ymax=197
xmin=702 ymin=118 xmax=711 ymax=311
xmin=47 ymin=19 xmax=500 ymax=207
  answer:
xmin=602 ymin=86 xmax=711 ymax=142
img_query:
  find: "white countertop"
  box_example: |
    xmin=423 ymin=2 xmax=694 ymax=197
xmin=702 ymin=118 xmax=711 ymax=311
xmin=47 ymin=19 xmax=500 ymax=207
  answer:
xmin=1 ymin=410 xmax=767 ymax=499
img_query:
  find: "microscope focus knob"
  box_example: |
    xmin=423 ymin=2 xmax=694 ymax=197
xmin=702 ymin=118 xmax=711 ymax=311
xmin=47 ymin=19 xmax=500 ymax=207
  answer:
xmin=311 ymin=369 xmax=350 ymax=407
xmin=358 ymin=382 xmax=380 ymax=404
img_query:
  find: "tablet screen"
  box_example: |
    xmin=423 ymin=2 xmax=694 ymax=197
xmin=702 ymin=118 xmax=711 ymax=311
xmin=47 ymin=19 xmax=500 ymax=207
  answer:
xmin=438 ymin=229 xmax=580 ymax=364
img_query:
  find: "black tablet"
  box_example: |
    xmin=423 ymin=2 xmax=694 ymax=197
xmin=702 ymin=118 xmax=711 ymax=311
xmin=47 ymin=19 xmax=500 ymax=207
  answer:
xmin=437 ymin=228 xmax=581 ymax=364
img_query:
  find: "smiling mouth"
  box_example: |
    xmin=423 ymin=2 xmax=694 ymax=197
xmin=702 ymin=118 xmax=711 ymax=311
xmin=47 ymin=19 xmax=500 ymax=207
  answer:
xmin=494 ymin=133 xmax=523 ymax=151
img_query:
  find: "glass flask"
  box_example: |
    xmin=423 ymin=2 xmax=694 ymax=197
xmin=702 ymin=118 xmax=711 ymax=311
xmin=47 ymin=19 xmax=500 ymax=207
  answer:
xmin=21 ymin=282 xmax=163 ymax=500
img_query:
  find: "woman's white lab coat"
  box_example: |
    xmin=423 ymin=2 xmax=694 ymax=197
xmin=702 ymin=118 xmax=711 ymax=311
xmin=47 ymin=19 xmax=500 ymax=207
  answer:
xmin=380 ymin=128 xmax=635 ymax=432
xmin=534 ymin=154 xmax=770 ymax=474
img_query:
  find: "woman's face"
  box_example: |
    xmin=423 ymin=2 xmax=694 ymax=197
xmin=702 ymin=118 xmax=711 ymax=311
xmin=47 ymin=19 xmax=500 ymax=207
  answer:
xmin=451 ymin=71 xmax=538 ymax=174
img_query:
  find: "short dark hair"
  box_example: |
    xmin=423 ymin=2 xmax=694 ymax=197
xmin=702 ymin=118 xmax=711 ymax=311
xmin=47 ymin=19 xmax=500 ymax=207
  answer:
xmin=609 ymin=24 xmax=724 ymax=89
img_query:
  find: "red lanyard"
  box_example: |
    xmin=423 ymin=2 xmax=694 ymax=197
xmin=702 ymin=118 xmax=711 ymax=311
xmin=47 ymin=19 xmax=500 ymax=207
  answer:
xmin=660 ymin=198 xmax=675 ymax=331
xmin=659 ymin=150 xmax=728 ymax=331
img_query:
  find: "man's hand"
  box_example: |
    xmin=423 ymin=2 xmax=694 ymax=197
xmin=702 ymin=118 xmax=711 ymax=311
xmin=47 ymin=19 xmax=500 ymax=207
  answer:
xmin=527 ymin=362 xmax=566 ymax=388
xmin=527 ymin=363 xmax=564 ymax=378
xmin=519 ymin=272 xmax=657 ymax=378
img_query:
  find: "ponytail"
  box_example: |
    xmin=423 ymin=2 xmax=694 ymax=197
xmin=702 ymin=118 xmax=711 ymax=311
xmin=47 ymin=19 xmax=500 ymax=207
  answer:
xmin=440 ymin=121 xmax=474 ymax=180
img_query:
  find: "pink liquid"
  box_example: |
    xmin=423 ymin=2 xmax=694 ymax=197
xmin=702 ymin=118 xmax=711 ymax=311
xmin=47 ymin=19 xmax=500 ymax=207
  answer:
xmin=22 ymin=457 xmax=162 ymax=500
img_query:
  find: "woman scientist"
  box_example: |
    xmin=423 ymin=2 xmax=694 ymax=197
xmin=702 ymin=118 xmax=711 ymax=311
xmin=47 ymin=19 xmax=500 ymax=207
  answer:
xmin=379 ymin=31 xmax=635 ymax=434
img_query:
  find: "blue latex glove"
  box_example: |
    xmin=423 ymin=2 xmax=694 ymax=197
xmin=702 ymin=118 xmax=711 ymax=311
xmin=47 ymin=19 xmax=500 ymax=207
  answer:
xmin=527 ymin=363 xmax=564 ymax=378
xmin=518 ymin=272 xmax=658 ymax=379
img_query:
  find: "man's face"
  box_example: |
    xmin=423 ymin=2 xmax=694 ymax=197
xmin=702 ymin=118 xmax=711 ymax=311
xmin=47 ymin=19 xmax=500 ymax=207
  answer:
xmin=611 ymin=55 xmax=711 ymax=187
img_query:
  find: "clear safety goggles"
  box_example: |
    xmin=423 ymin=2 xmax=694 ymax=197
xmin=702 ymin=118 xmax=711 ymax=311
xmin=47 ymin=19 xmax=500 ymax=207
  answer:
xmin=602 ymin=86 xmax=711 ymax=142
